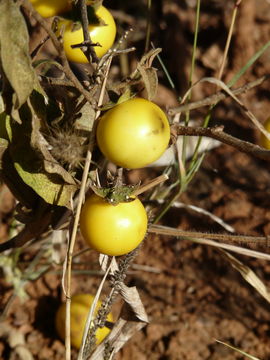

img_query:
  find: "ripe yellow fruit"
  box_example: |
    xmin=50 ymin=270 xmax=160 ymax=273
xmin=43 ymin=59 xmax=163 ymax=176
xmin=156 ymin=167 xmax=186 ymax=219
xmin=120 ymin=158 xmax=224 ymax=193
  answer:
xmin=80 ymin=194 xmax=148 ymax=256
xmin=60 ymin=5 xmax=116 ymax=62
xmin=97 ymin=98 xmax=171 ymax=169
xmin=260 ymin=117 xmax=270 ymax=149
xmin=55 ymin=294 xmax=113 ymax=349
xmin=30 ymin=0 xmax=70 ymax=18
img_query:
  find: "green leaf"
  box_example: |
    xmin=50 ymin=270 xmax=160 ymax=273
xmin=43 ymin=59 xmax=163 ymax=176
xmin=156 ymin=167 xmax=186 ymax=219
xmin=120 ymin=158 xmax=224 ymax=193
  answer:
xmin=0 ymin=0 xmax=38 ymax=109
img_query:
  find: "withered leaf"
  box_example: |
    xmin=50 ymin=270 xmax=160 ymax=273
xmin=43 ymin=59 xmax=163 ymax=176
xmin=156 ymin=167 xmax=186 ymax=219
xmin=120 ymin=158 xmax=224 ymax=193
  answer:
xmin=137 ymin=63 xmax=158 ymax=101
xmin=118 ymin=282 xmax=149 ymax=323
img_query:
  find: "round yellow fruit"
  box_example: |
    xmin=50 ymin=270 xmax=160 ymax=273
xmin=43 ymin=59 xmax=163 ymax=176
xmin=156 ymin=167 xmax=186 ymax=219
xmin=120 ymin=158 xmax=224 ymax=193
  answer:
xmin=55 ymin=293 xmax=113 ymax=349
xmin=80 ymin=194 xmax=148 ymax=256
xmin=30 ymin=0 xmax=70 ymax=18
xmin=60 ymin=5 xmax=116 ymax=62
xmin=260 ymin=117 xmax=270 ymax=149
xmin=96 ymin=98 xmax=171 ymax=169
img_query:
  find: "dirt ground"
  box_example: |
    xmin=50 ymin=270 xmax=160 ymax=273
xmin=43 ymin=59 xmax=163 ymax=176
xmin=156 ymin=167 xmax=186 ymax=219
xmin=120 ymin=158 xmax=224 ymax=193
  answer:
xmin=1 ymin=0 xmax=270 ymax=359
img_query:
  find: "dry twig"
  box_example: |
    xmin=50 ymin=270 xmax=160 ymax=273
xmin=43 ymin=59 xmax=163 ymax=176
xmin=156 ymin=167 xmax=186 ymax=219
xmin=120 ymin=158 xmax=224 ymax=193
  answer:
xmin=21 ymin=0 xmax=95 ymax=105
xmin=171 ymin=124 xmax=270 ymax=161
xmin=168 ymin=75 xmax=269 ymax=115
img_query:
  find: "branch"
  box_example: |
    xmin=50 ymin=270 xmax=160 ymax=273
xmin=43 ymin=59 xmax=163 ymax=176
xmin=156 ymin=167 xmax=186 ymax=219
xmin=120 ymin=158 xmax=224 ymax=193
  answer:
xmin=149 ymin=224 xmax=269 ymax=245
xmin=77 ymin=0 xmax=99 ymax=63
xmin=171 ymin=124 xmax=270 ymax=161
xmin=168 ymin=75 xmax=269 ymax=115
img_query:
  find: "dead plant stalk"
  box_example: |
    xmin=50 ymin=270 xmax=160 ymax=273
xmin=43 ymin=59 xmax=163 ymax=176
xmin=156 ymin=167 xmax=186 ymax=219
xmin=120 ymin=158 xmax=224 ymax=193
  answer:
xmin=63 ymin=57 xmax=112 ymax=360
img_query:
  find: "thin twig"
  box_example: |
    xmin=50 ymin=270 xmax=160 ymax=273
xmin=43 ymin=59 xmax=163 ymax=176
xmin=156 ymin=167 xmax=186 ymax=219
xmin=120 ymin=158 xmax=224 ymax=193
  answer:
xmin=144 ymin=0 xmax=152 ymax=52
xmin=171 ymin=124 xmax=270 ymax=161
xmin=21 ymin=0 xmax=95 ymax=105
xmin=168 ymin=75 xmax=269 ymax=115
xmin=133 ymin=174 xmax=169 ymax=196
xmin=39 ymin=76 xmax=75 ymax=87
xmin=31 ymin=35 xmax=50 ymax=59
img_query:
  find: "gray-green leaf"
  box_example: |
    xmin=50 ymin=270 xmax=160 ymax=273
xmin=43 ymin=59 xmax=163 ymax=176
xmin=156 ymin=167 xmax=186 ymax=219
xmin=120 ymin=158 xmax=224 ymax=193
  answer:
xmin=0 ymin=0 xmax=38 ymax=109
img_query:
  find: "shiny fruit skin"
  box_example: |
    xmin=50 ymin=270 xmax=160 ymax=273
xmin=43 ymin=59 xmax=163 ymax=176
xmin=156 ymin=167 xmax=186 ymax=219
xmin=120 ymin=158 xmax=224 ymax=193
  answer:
xmin=55 ymin=293 xmax=113 ymax=349
xmin=96 ymin=98 xmax=170 ymax=169
xmin=61 ymin=5 xmax=116 ymax=62
xmin=30 ymin=0 xmax=70 ymax=18
xmin=80 ymin=194 xmax=148 ymax=256
xmin=261 ymin=117 xmax=270 ymax=149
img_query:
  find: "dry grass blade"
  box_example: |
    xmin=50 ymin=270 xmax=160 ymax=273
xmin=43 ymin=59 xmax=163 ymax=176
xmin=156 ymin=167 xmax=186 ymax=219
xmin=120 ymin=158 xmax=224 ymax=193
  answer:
xmin=220 ymin=250 xmax=270 ymax=303
xmin=189 ymin=237 xmax=270 ymax=261
xmin=215 ymin=339 xmax=261 ymax=360
xmin=156 ymin=200 xmax=235 ymax=233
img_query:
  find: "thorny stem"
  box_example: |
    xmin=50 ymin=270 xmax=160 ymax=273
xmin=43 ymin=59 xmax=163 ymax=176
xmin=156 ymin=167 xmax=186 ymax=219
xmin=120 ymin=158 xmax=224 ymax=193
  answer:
xmin=168 ymin=75 xmax=269 ymax=116
xmin=171 ymin=124 xmax=270 ymax=161
xmin=149 ymin=225 xmax=270 ymax=261
xmin=64 ymin=57 xmax=112 ymax=360
xmin=21 ymin=0 xmax=95 ymax=105
xmin=149 ymin=224 xmax=270 ymax=245
xmin=78 ymin=0 xmax=99 ymax=63
xmin=82 ymin=248 xmax=141 ymax=359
